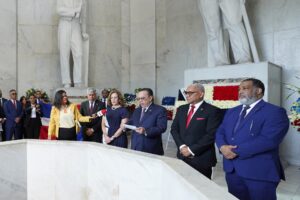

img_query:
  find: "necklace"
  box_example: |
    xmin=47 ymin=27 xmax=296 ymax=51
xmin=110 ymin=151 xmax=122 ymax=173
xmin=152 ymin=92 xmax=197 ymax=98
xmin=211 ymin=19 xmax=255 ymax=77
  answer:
xmin=111 ymin=106 xmax=120 ymax=110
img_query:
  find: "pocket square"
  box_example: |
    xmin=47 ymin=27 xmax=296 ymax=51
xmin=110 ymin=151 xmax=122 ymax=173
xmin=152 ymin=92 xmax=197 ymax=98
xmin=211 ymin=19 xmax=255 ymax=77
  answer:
xmin=196 ymin=117 xmax=205 ymax=120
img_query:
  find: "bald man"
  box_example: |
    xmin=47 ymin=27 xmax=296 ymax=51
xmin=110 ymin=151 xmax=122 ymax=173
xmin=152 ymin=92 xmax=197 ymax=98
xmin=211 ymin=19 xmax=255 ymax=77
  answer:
xmin=171 ymin=83 xmax=222 ymax=179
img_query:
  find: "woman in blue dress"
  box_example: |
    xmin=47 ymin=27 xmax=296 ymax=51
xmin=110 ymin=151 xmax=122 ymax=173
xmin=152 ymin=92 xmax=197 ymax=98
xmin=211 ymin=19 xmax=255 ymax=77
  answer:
xmin=101 ymin=89 xmax=129 ymax=148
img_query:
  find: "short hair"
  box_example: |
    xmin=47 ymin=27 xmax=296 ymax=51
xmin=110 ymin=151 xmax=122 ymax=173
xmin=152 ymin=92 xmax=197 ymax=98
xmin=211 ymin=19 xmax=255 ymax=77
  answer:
xmin=242 ymin=78 xmax=265 ymax=95
xmin=192 ymin=83 xmax=205 ymax=93
xmin=107 ymin=89 xmax=125 ymax=107
xmin=139 ymin=88 xmax=153 ymax=97
xmin=87 ymin=87 xmax=97 ymax=95
xmin=9 ymin=89 xmax=16 ymax=93
xmin=53 ymin=90 xmax=70 ymax=109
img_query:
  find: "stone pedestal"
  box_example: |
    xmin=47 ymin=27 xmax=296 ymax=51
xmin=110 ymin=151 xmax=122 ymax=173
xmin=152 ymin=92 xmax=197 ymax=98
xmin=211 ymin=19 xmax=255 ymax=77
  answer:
xmin=53 ymin=87 xmax=89 ymax=104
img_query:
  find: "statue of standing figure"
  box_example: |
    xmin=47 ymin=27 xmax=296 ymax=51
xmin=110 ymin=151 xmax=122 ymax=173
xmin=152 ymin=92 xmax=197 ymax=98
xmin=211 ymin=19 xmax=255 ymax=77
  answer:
xmin=57 ymin=0 xmax=89 ymax=88
xmin=197 ymin=0 xmax=256 ymax=67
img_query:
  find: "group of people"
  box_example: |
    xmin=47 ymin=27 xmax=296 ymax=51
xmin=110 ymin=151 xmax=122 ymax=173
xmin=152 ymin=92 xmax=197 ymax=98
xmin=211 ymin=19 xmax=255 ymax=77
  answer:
xmin=0 ymin=89 xmax=43 ymax=141
xmin=171 ymin=78 xmax=289 ymax=200
xmin=0 ymin=78 xmax=289 ymax=200
xmin=47 ymin=87 xmax=168 ymax=156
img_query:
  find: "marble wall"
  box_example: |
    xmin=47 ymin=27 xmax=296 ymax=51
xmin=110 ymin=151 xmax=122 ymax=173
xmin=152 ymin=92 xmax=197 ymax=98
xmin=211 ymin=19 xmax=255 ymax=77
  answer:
xmin=0 ymin=0 xmax=17 ymax=95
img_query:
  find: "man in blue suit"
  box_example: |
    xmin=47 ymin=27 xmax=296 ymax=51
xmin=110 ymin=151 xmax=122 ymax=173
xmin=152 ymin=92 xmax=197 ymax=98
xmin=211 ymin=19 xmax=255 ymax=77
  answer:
xmin=216 ymin=78 xmax=289 ymax=200
xmin=128 ymin=88 xmax=167 ymax=155
xmin=3 ymin=89 xmax=24 ymax=140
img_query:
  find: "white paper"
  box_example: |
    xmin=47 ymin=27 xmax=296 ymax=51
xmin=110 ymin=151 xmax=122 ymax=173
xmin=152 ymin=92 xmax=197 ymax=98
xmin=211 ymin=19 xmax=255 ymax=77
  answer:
xmin=124 ymin=124 xmax=137 ymax=130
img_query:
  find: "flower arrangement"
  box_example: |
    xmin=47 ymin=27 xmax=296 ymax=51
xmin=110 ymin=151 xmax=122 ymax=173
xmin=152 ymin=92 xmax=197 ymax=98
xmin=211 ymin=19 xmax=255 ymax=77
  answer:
xmin=25 ymin=88 xmax=49 ymax=102
xmin=286 ymin=76 xmax=300 ymax=131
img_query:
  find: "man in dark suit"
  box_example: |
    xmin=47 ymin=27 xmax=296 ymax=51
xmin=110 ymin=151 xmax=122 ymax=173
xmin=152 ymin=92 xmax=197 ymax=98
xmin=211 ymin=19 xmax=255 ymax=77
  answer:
xmin=80 ymin=88 xmax=105 ymax=143
xmin=128 ymin=88 xmax=167 ymax=155
xmin=171 ymin=83 xmax=222 ymax=179
xmin=3 ymin=89 xmax=23 ymax=140
xmin=0 ymin=89 xmax=8 ymax=141
xmin=216 ymin=78 xmax=289 ymax=200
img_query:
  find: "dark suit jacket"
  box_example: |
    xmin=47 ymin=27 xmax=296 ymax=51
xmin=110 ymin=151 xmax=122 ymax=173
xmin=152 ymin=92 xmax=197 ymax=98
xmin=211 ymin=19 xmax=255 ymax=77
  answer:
xmin=24 ymin=104 xmax=42 ymax=127
xmin=129 ymin=103 xmax=167 ymax=155
xmin=216 ymin=100 xmax=289 ymax=182
xmin=80 ymin=99 xmax=105 ymax=136
xmin=0 ymin=98 xmax=8 ymax=118
xmin=3 ymin=99 xmax=23 ymax=128
xmin=171 ymin=101 xmax=222 ymax=168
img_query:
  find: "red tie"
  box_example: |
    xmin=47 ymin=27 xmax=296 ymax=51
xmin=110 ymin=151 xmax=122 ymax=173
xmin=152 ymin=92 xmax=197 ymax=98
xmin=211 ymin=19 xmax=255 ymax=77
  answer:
xmin=13 ymin=100 xmax=17 ymax=109
xmin=89 ymin=102 xmax=94 ymax=115
xmin=186 ymin=105 xmax=195 ymax=128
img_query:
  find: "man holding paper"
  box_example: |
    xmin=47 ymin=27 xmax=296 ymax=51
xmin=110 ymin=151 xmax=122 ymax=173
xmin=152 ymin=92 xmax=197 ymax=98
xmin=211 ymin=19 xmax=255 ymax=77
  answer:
xmin=127 ymin=88 xmax=167 ymax=155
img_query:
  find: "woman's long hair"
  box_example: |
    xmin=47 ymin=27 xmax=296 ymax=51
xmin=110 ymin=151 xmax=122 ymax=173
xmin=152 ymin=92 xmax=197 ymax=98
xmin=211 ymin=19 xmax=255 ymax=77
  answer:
xmin=53 ymin=90 xmax=70 ymax=109
xmin=107 ymin=89 xmax=125 ymax=107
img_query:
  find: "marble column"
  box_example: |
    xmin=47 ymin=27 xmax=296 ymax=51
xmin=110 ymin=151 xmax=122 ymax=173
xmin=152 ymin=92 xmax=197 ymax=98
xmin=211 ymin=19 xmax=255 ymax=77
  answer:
xmin=0 ymin=0 xmax=17 ymax=95
xmin=130 ymin=0 xmax=156 ymax=92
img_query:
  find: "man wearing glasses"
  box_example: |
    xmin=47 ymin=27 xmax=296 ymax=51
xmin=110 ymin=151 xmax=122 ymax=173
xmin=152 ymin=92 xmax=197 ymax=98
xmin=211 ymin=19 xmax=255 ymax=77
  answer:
xmin=171 ymin=83 xmax=222 ymax=179
xmin=3 ymin=89 xmax=23 ymax=140
xmin=127 ymin=88 xmax=167 ymax=155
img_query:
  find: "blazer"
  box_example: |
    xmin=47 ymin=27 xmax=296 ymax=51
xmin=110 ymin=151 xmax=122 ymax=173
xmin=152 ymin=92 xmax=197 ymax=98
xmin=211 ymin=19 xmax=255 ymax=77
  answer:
xmin=216 ymin=100 xmax=289 ymax=182
xmin=80 ymin=99 xmax=105 ymax=133
xmin=171 ymin=101 xmax=222 ymax=168
xmin=24 ymin=104 xmax=42 ymax=127
xmin=129 ymin=103 xmax=167 ymax=155
xmin=3 ymin=99 xmax=23 ymax=127
xmin=48 ymin=103 xmax=91 ymax=138
xmin=0 ymin=98 xmax=8 ymax=117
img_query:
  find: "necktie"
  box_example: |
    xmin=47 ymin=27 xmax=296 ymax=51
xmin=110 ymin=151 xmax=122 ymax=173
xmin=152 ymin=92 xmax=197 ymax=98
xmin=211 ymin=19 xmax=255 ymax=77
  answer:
xmin=140 ymin=108 xmax=145 ymax=122
xmin=186 ymin=105 xmax=195 ymax=128
xmin=89 ymin=102 xmax=94 ymax=114
xmin=13 ymin=100 xmax=17 ymax=109
xmin=234 ymin=105 xmax=250 ymax=132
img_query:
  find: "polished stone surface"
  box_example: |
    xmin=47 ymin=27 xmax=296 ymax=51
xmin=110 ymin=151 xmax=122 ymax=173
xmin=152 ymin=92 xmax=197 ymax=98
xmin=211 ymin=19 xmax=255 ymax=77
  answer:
xmin=0 ymin=140 xmax=236 ymax=200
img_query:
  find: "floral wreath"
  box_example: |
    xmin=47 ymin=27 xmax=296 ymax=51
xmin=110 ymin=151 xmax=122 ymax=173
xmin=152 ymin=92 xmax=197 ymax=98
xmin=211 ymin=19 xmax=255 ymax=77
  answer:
xmin=25 ymin=88 xmax=49 ymax=102
xmin=286 ymin=76 xmax=300 ymax=132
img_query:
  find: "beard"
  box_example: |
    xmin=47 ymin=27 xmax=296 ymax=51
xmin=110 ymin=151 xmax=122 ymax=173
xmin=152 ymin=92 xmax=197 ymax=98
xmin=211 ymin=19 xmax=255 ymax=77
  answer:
xmin=239 ymin=92 xmax=258 ymax=105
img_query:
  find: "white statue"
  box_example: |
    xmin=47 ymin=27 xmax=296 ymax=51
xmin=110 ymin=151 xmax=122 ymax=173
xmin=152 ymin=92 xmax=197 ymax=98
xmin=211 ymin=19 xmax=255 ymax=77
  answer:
xmin=197 ymin=0 xmax=254 ymax=67
xmin=57 ymin=0 xmax=89 ymax=88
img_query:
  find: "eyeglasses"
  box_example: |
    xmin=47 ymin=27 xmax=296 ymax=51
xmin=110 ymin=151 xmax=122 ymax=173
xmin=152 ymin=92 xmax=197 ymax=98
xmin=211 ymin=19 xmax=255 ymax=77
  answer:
xmin=184 ymin=91 xmax=197 ymax=96
xmin=11 ymin=93 xmax=17 ymax=95
xmin=136 ymin=97 xmax=147 ymax=101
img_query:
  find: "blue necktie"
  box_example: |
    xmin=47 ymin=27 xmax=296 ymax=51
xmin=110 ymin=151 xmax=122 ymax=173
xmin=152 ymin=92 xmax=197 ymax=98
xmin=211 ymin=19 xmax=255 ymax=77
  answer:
xmin=234 ymin=105 xmax=250 ymax=133
xmin=140 ymin=108 xmax=145 ymax=122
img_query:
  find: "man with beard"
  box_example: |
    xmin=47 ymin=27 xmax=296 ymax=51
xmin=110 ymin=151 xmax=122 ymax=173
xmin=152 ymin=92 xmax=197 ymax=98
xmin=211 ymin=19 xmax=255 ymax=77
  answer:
xmin=216 ymin=78 xmax=289 ymax=200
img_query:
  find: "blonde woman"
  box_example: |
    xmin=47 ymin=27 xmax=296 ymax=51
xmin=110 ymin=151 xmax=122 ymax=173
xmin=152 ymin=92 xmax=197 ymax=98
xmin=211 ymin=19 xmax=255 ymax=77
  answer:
xmin=48 ymin=90 xmax=91 ymax=140
xmin=102 ymin=89 xmax=129 ymax=148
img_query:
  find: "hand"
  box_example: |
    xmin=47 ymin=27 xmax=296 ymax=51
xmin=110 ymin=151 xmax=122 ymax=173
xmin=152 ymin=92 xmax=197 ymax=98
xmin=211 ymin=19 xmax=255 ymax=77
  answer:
xmin=91 ymin=114 xmax=97 ymax=118
xmin=15 ymin=117 xmax=21 ymax=123
xmin=82 ymin=33 xmax=89 ymax=41
xmin=135 ymin=127 xmax=145 ymax=135
xmin=86 ymin=128 xmax=94 ymax=136
xmin=180 ymin=146 xmax=192 ymax=157
xmin=220 ymin=145 xmax=238 ymax=159
xmin=74 ymin=12 xmax=80 ymax=18
xmin=104 ymin=135 xmax=112 ymax=144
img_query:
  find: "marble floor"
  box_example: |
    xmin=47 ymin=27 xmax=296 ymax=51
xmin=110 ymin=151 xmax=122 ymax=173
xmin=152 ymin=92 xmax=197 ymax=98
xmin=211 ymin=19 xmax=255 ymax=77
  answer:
xmin=162 ymin=129 xmax=300 ymax=200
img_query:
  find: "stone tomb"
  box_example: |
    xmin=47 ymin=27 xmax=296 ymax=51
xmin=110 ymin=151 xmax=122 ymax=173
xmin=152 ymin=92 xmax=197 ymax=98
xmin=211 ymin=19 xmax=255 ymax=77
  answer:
xmin=0 ymin=140 xmax=236 ymax=200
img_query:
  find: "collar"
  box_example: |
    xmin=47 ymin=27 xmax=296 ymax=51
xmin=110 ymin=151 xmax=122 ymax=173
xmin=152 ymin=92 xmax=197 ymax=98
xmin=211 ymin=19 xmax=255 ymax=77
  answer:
xmin=190 ymin=100 xmax=204 ymax=111
xmin=142 ymin=103 xmax=152 ymax=112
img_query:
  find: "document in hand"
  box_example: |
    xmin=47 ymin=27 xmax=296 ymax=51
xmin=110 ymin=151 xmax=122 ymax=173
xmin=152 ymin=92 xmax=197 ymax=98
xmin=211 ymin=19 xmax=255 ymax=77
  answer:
xmin=124 ymin=124 xmax=137 ymax=130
